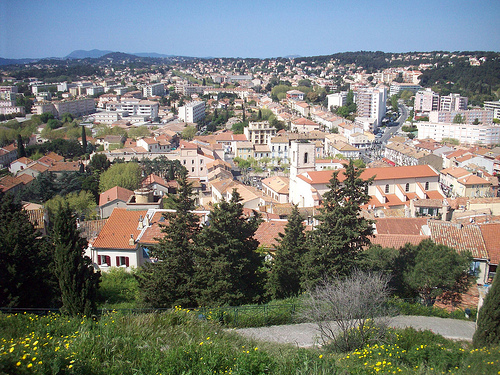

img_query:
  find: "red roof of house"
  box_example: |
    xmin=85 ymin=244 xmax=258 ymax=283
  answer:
xmin=92 ymin=209 xmax=146 ymax=249
xmin=142 ymin=174 xmax=169 ymax=187
xmin=371 ymin=234 xmax=429 ymax=249
xmin=99 ymin=186 xmax=134 ymax=207
xmin=479 ymin=223 xmax=500 ymax=265
xmin=375 ymin=218 xmax=428 ymax=235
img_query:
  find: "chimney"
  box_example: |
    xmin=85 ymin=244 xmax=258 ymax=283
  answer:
xmin=128 ymin=234 xmax=135 ymax=246
xmin=138 ymin=215 xmax=143 ymax=229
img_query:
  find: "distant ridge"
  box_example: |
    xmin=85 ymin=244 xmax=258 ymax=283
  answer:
xmin=66 ymin=49 xmax=114 ymax=59
xmin=0 ymin=57 xmax=38 ymax=66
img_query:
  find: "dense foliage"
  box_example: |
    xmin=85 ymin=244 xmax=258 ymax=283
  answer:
xmin=474 ymin=274 xmax=500 ymax=348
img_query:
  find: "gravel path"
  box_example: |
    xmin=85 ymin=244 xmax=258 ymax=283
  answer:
xmin=234 ymin=315 xmax=476 ymax=348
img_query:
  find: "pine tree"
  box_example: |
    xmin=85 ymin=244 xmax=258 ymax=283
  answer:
xmin=242 ymin=104 xmax=246 ymax=122
xmin=81 ymin=125 xmax=87 ymax=153
xmin=302 ymin=159 xmax=374 ymax=289
xmin=136 ymin=169 xmax=200 ymax=308
xmin=0 ymin=192 xmax=57 ymax=308
xmin=473 ymin=274 xmax=500 ymax=347
xmin=17 ymin=134 xmax=26 ymax=158
xmin=52 ymin=202 xmax=100 ymax=315
xmin=195 ymin=190 xmax=263 ymax=306
xmin=267 ymin=205 xmax=307 ymax=299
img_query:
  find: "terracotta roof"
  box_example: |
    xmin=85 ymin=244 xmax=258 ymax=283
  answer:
xmin=14 ymin=157 xmax=33 ymax=165
xmin=142 ymin=174 xmax=169 ymax=187
xmin=479 ymin=223 xmax=500 ymax=265
xmin=371 ymin=234 xmax=429 ymax=249
xmin=92 ymin=209 xmax=146 ymax=249
xmin=428 ymin=220 xmax=488 ymax=259
xmin=15 ymin=173 xmax=34 ymax=185
xmin=48 ymin=161 xmax=82 ymax=172
xmin=292 ymin=118 xmax=318 ymax=126
xmin=457 ymin=175 xmax=491 ymax=186
xmin=45 ymin=152 xmax=64 ymax=162
xmin=441 ymin=167 xmax=470 ymax=179
xmin=262 ymin=176 xmax=290 ymax=194
xmin=375 ymin=218 xmax=427 ymax=235
xmin=99 ymin=186 xmax=134 ymax=207
xmin=299 ymin=165 xmax=439 ymax=185
xmin=254 ymin=220 xmax=288 ymax=250
xmin=0 ymin=175 xmax=23 ymax=192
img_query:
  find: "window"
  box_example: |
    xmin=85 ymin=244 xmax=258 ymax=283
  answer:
xmin=192 ymin=167 xmax=195 ymax=172
xmin=97 ymin=255 xmax=110 ymax=266
xmin=192 ymin=159 xmax=195 ymax=164
xmin=116 ymin=256 xmax=129 ymax=267
xmin=385 ymin=184 xmax=390 ymax=194
xmin=405 ymin=183 xmax=410 ymax=192
xmin=183 ymin=160 xmax=186 ymax=165
xmin=425 ymin=181 xmax=430 ymax=190
xmin=304 ymin=152 xmax=308 ymax=164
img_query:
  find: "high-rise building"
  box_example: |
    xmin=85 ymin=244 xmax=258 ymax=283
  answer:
xmin=355 ymin=87 xmax=387 ymax=127
xmin=439 ymin=93 xmax=468 ymax=111
xmin=415 ymin=89 xmax=440 ymax=112
xmin=178 ymin=101 xmax=205 ymax=123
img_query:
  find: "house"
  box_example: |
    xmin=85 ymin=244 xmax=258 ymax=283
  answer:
xmin=440 ymin=167 xmax=493 ymax=198
xmin=99 ymin=186 xmax=134 ymax=219
xmin=88 ymin=208 xmax=210 ymax=270
xmin=9 ymin=157 xmax=34 ymax=175
xmin=290 ymin=163 xmax=444 ymax=210
xmin=48 ymin=161 xmax=83 ymax=177
xmin=141 ymin=174 xmax=173 ymax=196
xmin=0 ymin=143 xmax=17 ymax=168
xmin=290 ymin=118 xmax=321 ymax=133
xmin=262 ymin=176 xmax=290 ymax=203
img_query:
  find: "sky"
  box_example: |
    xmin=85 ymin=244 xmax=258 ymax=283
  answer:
xmin=1 ymin=0 xmax=499 ymax=59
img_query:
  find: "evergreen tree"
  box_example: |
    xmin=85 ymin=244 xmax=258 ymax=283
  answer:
xmin=52 ymin=202 xmax=100 ymax=315
xmin=473 ymin=274 xmax=500 ymax=347
xmin=258 ymin=109 xmax=262 ymax=120
xmin=17 ymin=134 xmax=26 ymax=158
xmin=81 ymin=125 xmax=87 ymax=153
xmin=302 ymin=159 xmax=374 ymax=289
xmin=136 ymin=169 xmax=200 ymax=308
xmin=0 ymin=192 xmax=57 ymax=308
xmin=267 ymin=204 xmax=307 ymax=299
xmin=242 ymin=104 xmax=246 ymax=122
xmin=195 ymin=190 xmax=263 ymax=306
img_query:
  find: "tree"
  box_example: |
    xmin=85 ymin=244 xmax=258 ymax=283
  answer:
xmin=242 ymin=104 xmax=246 ymax=122
xmin=87 ymin=153 xmax=111 ymax=174
xmin=302 ymin=160 xmax=374 ymax=288
xmin=267 ymin=205 xmax=307 ymax=299
xmin=61 ymin=113 xmax=74 ymax=123
xmin=181 ymin=125 xmax=196 ymax=140
xmin=402 ymin=239 xmax=472 ymax=306
xmin=453 ymin=114 xmax=465 ymax=124
xmin=17 ymin=134 xmax=26 ymax=158
xmin=40 ymin=112 xmax=54 ymax=123
xmin=52 ymin=202 xmax=100 ymax=315
xmin=99 ymin=162 xmax=142 ymax=192
xmin=81 ymin=125 xmax=87 ymax=153
xmin=473 ymin=274 xmax=500 ymax=347
xmin=47 ymin=118 xmax=62 ymax=130
xmin=136 ymin=170 xmax=200 ymax=307
xmin=0 ymin=192 xmax=57 ymax=308
xmin=195 ymin=190 xmax=264 ymax=306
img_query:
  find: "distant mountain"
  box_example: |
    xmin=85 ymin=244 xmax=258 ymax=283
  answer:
xmin=0 ymin=57 xmax=38 ymax=66
xmin=66 ymin=49 xmax=114 ymax=59
xmin=133 ymin=52 xmax=174 ymax=58
xmin=284 ymin=55 xmax=301 ymax=59
xmin=99 ymin=52 xmax=144 ymax=61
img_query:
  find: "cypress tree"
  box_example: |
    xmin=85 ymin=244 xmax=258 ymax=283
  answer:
xmin=52 ymin=202 xmax=100 ymax=315
xmin=195 ymin=190 xmax=263 ymax=306
xmin=136 ymin=168 xmax=200 ymax=308
xmin=0 ymin=192 xmax=57 ymax=308
xmin=242 ymin=104 xmax=246 ymax=122
xmin=81 ymin=125 xmax=87 ymax=153
xmin=258 ymin=109 xmax=262 ymax=120
xmin=302 ymin=159 xmax=374 ymax=289
xmin=473 ymin=274 xmax=500 ymax=347
xmin=267 ymin=204 xmax=307 ymax=299
xmin=17 ymin=134 xmax=26 ymax=158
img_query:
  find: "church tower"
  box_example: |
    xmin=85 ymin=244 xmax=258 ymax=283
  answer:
xmin=290 ymin=140 xmax=315 ymax=180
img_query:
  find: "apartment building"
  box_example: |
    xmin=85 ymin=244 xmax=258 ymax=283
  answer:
xmin=389 ymin=82 xmax=422 ymax=97
xmin=428 ymin=109 xmax=493 ymax=125
xmin=417 ymin=122 xmax=500 ymax=146
xmin=244 ymin=121 xmax=277 ymax=145
xmin=327 ymin=91 xmax=347 ymax=109
xmin=414 ymin=89 xmax=440 ymax=112
xmin=178 ymin=101 xmax=205 ymax=123
xmin=355 ymin=87 xmax=387 ymax=127
xmin=439 ymin=93 xmax=468 ymax=112
xmin=484 ymin=100 xmax=500 ymax=119
xmin=143 ymin=83 xmax=165 ymax=98
xmin=33 ymin=98 xmax=95 ymax=118
xmin=106 ymin=98 xmax=159 ymax=120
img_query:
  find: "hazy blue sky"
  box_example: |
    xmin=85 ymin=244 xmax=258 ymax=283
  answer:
xmin=1 ymin=0 xmax=499 ymax=59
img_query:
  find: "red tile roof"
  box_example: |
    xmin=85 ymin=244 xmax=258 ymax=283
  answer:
xmin=375 ymin=218 xmax=428 ymax=235
xmin=371 ymin=234 xmax=429 ymax=249
xmin=479 ymin=223 xmax=500 ymax=265
xmin=428 ymin=221 xmax=488 ymax=259
xmin=92 ymin=209 xmax=146 ymax=249
xmin=99 ymin=186 xmax=134 ymax=206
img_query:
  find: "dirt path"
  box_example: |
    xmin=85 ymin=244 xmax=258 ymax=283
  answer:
xmin=234 ymin=315 xmax=476 ymax=348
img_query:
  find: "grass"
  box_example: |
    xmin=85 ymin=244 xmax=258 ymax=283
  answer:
xmin=1 ymin=309 xmax=499 ymax=374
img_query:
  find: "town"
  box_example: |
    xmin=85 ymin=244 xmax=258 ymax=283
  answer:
xmin=1 ymin=49 xmax=500 ymax=373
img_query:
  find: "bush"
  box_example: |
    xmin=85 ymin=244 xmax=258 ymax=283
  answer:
xmin=97 ymin=268 xmax=140 ymax=309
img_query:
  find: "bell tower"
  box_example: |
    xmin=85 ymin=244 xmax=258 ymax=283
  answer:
xmin=290 ymin=141 xmax=315 ymax=180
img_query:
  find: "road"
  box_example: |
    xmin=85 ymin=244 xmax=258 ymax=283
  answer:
xmin=234 ymin=315 xmax=476 ymax=348
xmin=379 ymin=103 xmax=409 ymax=144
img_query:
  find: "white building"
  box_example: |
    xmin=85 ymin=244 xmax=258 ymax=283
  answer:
xmin=483 ymin=100 xmax=500 ymax=120
xmin=355 ymin=87 xmax=387 ymax=129
xmin=417 ymin=122 xmax=500 ymax=146
xmin=143 ymin=83 xmax=165 ymax=98
xmin=178 ymin=101 xmax=205 ymax=123
xmin=106 ymin=98 xmax=159 ymax=120
xmin=244 ymin=121 xmax=277 ymax=145
xmin=389 ymin=82 xmax=422 ymax=97
xmin=414 ymin=89 xmax=440 ymax=112
xmin=439 ymin=93 xmax=468 ymax=112
xmin=327 ymin=91 xmax=348 ymax=109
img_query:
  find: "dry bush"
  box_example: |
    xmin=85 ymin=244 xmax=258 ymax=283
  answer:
xmin=300 ymin=270 xmax=393 ymax=352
